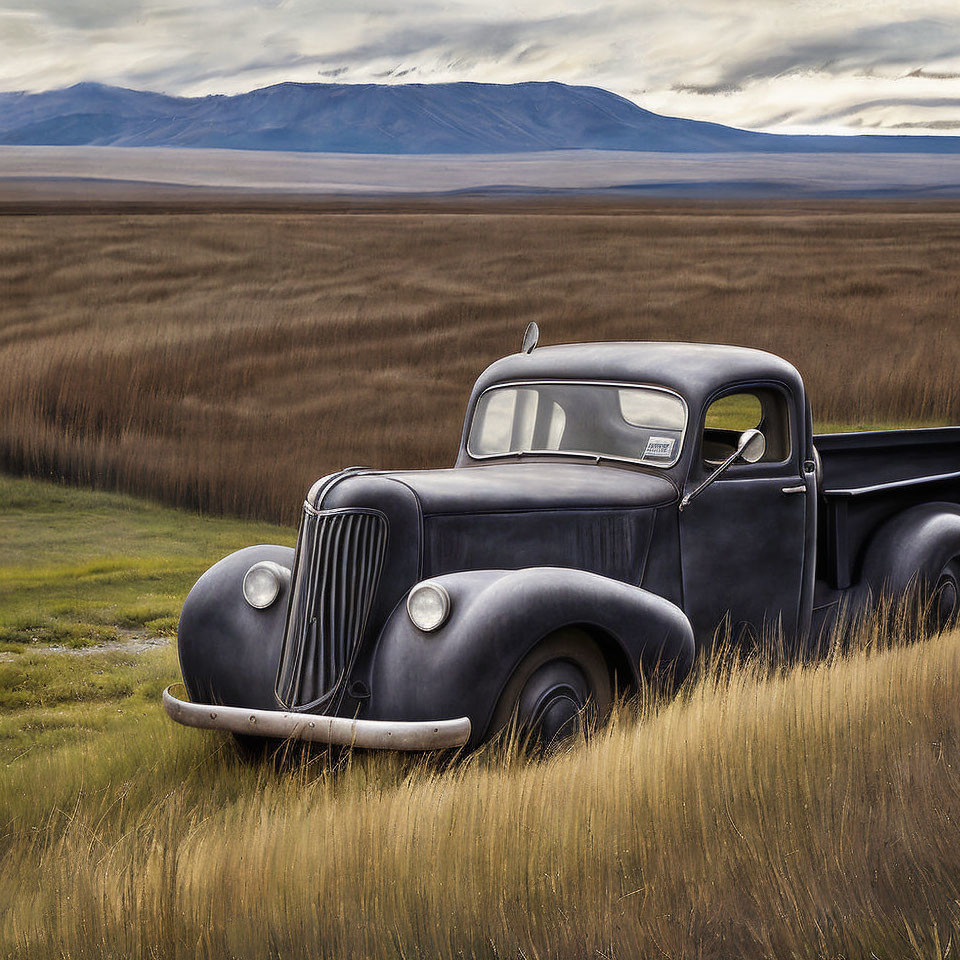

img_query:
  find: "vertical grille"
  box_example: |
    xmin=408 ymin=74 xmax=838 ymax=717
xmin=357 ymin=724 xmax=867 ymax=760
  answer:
xmin=276 ymin=507 xmax=388 ymax=710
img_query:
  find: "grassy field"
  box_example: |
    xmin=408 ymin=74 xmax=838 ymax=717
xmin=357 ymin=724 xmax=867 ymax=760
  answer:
xmin=1 ymin=200 xmax=958 ymax=524
xmin=3 ymin=199 xmax=960 ymax=958
xmin=0 ymin=476 xmax=957 ymax=959
xmin=0 ymin=473 xmax=293 ymax=760
xmin=0 ymin=473 xmax=293 ymax=649
xmin=0 ymin=484 xmax=954 ymax=959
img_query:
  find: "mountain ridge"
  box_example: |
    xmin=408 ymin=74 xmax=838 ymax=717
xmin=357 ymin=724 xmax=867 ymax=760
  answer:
xmin=1 ymin=80 xmax=959 ymax=154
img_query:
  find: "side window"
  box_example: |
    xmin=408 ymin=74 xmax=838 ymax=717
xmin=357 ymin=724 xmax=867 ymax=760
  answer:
xmin=472 ymin=387 xmax=539 ymax=454
xmin=472 ymin=388 xmax=518 ymax=454
xmin=702 ymin=388 xmax=790 ymax=465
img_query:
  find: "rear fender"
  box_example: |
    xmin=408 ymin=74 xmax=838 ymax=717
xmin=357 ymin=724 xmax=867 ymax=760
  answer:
xmin=366 ymin=567 xmax=695 ymax=745
xmin=177 ymin=545 xmax=294 ymax=709
xmin=856 ymin=503 xmax=960 ymax=608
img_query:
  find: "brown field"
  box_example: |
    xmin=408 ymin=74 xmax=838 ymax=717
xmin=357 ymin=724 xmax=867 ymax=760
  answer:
xmin=1 ymin=198 xmax=959 ymax=524
xmin=3 ymin=199 xmax=960 ymax=959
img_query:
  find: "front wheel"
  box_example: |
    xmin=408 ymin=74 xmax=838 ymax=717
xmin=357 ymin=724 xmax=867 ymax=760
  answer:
xmin=231 ymin=733 xmax=318 ymax=765
xmin=487 ymin=629 xmax=613 ymax=748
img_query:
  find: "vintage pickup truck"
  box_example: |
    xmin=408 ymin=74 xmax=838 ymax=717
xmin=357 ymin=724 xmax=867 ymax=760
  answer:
xmin=164 ymin=329 xmax=960 ymax=750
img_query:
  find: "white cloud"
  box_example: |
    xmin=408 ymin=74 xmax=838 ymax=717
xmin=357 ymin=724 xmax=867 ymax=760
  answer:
xmin=0 ymin=0 xmax=959 ymax=133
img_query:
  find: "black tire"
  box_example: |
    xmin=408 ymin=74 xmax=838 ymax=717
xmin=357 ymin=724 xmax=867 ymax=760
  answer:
xmin=231 ymin=733 xmax=283 ymax=761
xmin=486 ymin=628 xmax=613 ymax=747
xmin=231 ymin=733 xmax=316 ymax=765
xmin=927 ymin=558 xmax=960 ymax=634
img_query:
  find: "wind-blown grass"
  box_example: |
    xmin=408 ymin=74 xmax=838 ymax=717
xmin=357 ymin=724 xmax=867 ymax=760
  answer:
xmin=2 ymin=624 xmax=958 ymax=959
xmin=3 ymin=202 xmax=960 ymax=957
xmin=1 ymin=201 xmax=958 ymax=524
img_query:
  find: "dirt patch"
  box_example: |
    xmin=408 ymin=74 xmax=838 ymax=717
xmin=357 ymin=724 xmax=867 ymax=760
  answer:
xmin=0 ymin=632 xmax=170 ymax=661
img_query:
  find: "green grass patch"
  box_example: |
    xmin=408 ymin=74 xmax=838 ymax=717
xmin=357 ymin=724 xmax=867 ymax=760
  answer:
xmin=0 ymin=645 xmax=177 ymax=762
xmin=0 ymin=473 xmax=294 ymax=758
xmin=0 ymin=473 xmax=294 ymax=647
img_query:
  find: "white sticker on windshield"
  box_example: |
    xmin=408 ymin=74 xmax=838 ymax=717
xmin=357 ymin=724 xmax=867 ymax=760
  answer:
xmin=644 ymin=436 xmax=676 ymax=459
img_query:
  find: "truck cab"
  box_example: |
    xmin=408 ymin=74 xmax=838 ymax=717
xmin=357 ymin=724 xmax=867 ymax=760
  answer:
xmin=165 ymin=336 xmax=960 ymax=751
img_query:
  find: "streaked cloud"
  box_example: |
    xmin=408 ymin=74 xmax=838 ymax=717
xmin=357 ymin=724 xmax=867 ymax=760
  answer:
xmin=0 ymin=0 xmax=958 ymax=134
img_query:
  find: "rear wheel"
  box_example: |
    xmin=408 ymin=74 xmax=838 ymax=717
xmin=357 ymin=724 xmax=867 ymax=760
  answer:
xmin=928 ymin=558 xmax=960 ymax=633
xmin=487 ymin=629 xmax=613 ymax=748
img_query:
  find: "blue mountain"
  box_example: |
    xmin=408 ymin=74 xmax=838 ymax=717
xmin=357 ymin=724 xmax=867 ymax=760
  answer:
xmin=1 ymin=80 xmax=958 ymax=154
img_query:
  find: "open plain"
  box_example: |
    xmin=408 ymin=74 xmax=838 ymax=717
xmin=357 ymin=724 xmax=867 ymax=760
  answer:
xmin=6 ymin=146 xmax=960 ymax=197
xmin=2 ymin=198 xmax=960 ymax=958
xmin=1 ymin=198 xmax=959 ymax=523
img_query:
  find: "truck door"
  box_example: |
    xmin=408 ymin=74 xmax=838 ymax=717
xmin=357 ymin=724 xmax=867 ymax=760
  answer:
xmin=678 ymin=385 xmax=808 ymax=648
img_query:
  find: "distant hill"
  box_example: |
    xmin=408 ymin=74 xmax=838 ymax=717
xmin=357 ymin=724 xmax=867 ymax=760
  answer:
xmin=1 ymin=81 xmax=959 ymax=154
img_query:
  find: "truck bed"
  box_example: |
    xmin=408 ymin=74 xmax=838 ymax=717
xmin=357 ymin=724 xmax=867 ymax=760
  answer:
xmin=815 ymin=427 xmax=960 ymax=589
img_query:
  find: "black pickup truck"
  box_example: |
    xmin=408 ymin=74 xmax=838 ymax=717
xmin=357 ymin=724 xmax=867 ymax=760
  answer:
xmin=164 ymin=331 xmax=960 ymax=750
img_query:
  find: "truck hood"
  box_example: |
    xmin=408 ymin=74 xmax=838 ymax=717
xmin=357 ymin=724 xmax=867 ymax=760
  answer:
xmin=384 ymin=462 xmax=676 ymax=515
xmin=318 ymin=462 xmax=677 ymax=586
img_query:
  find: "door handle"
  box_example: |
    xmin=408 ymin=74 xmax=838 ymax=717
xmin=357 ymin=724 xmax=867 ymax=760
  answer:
xmin=781 ymin=483 xmax=807 ymax=494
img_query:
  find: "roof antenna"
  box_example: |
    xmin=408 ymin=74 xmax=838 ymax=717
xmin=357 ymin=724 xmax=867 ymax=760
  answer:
xmin=521 ymin=321 xmax=540 ymax=354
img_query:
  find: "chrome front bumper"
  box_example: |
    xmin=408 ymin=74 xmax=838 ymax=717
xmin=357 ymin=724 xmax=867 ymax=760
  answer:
xmin=162 ymin=686 xmax=471 ymax=751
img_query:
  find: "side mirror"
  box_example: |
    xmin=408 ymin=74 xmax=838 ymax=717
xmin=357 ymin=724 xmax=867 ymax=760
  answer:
xmin=679 ymin=428 xmax=767 ymax=511
xmin=738 ymin=427 xmax=766 ymax=464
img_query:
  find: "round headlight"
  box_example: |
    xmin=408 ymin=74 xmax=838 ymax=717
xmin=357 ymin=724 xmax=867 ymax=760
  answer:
xmin=242 ymin=561 xmax=289 ymax=609
xmin=406 ymin=581 xmax=451 ymax=632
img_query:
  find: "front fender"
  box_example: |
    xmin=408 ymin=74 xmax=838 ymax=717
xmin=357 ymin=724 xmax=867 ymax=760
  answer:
xmin=366 ymin=567 xmax=694 ymax=744
xmin=177 ymin=544 xmax=294 ymax=710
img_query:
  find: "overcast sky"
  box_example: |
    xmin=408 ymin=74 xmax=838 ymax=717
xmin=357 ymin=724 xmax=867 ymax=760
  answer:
xmin=2 ymin=0 xmax=960 ymax=134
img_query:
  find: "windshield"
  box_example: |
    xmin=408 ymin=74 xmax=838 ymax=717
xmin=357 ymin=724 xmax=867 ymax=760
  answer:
xmin=467 ymin=381 xmax=687 ymax=467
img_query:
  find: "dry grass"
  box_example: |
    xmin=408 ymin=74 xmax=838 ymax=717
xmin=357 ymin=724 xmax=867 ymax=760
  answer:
xmin=2 ymin=620 xmax=958 ymax=959
xmin=2 ymin=199 xmax=958 ymax=958
xmin=1 ymin=200 xmax=959 ymax=524
xmin=1 ymin=475 xmax=956 ymax=958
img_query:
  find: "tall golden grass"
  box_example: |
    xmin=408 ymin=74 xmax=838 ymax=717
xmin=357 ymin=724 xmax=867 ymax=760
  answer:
xmin=1 ymin=200 xmax=959 ymax=524
xmin=2 ymin=620 xmax=959 ymax=959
